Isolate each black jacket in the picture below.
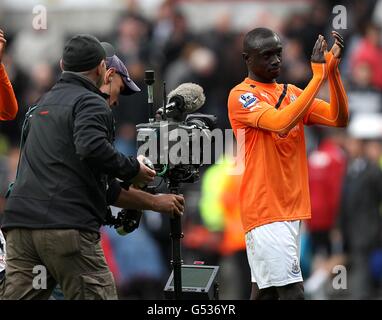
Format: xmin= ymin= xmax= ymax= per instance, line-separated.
xmin=2 ymin=72 xmax=140 ymax=231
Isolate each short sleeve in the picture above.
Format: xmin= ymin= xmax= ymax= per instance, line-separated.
xmin=228 ymin=89 xmax=274 ymax=128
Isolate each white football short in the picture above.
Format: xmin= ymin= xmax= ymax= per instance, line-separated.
xmin=245 ymin=220 xmax=303 ymax=289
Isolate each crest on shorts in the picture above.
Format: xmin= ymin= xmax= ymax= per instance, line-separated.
xmin=291 ymin=258 xmax=300 ymax=275
xmin=239 ymin=92 xmax=258 ymax=109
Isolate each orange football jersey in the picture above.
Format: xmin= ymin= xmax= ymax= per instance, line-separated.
xmin=228 ymin=78 xmax=324 ymax=232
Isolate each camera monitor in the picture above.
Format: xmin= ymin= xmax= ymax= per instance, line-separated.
xmin=164 ymin=265 xmax=219 ymax=300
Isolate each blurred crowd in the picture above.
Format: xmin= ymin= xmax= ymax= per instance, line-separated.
xmin=0 ymin=0 xmax=382 ymax=299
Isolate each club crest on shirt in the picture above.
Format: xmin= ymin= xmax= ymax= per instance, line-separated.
xmin=291 ymin=258 xmax=301 ymax=275
xmin=239 ymin=92 xmax=258 ymax=109
xmin=290 ymin=94 xmax=297 ymax=102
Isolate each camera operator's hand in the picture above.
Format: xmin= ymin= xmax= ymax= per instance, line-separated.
xmin=131 ymin=155 xmax=156 ymax=188
xmin=152 ymin=193 xmax=185 ymax=217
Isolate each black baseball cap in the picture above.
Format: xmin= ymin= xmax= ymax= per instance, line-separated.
xmin=62 ymin=34 xmax=107 ymax=72
xmin=101 ymin=42 xmax=141 ymax=96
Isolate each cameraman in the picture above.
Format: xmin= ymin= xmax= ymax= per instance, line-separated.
xmin=99 ymin=42 xmax=185 ymax=221
xmin=0 ymin=35 xmax=183 ymax=300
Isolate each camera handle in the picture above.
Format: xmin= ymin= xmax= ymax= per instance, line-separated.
xmin=169 ymin=180 xmax=183 ymax=300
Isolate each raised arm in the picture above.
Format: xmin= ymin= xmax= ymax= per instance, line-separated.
xmin=305 ymin=31 xmax=349 ymax=127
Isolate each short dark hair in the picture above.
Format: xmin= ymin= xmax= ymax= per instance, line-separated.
xmin=243 ymin=27 xmax=279 ymax=52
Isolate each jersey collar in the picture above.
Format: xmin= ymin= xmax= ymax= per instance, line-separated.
xmin=244 ymin=77 xmax=278 ymax=89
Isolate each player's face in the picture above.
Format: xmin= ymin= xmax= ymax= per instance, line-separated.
xmin=246 ymin=35 xmax=282 ymax=82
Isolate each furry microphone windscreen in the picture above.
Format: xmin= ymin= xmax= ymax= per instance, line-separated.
xmin=167 ymin=83 xmax=206 ymax=113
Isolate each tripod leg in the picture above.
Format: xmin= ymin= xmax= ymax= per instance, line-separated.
xmin=170 ymin=214 xmax=183 ymax=300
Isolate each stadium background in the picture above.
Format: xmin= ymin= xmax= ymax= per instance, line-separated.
xmin=0 ymin=0 xmax=381 ymax=299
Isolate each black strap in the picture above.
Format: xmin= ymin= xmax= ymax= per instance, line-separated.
xmin=275 ymin=84 xmax=288 ymax=109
